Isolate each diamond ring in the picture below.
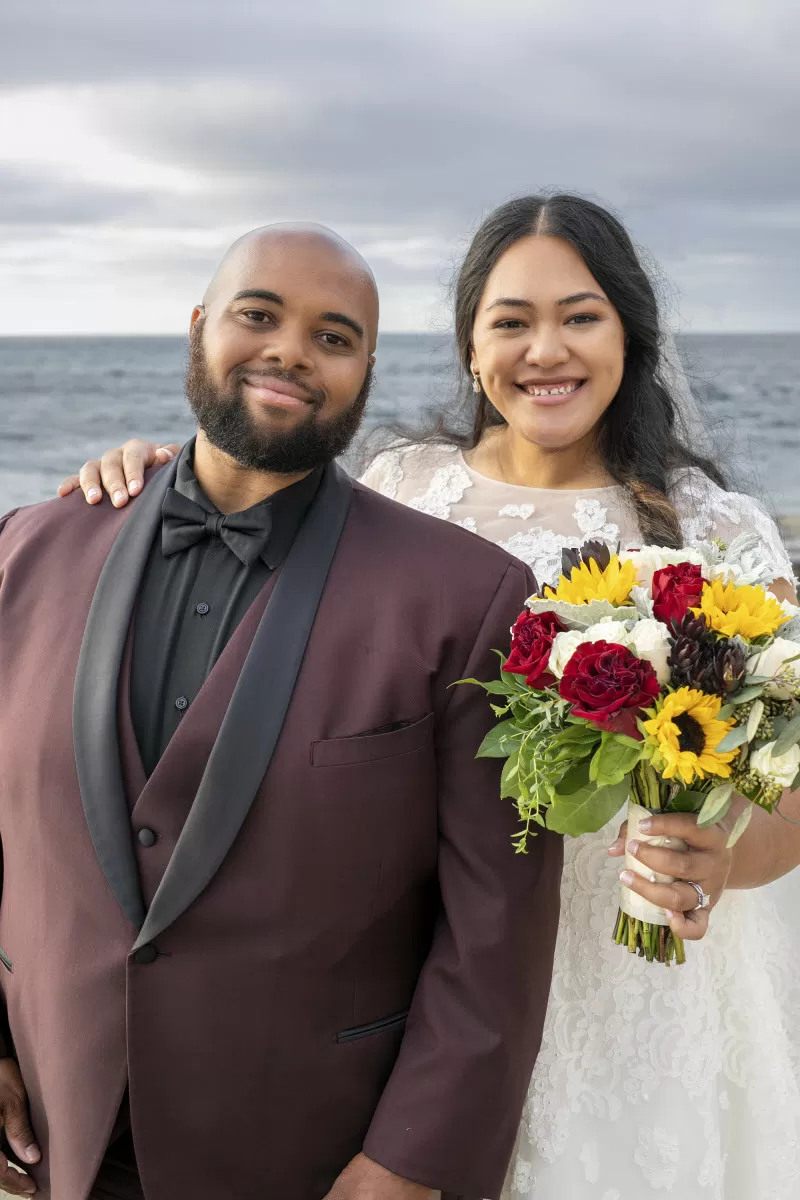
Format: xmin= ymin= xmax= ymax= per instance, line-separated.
xmin=688 ymin=881 xmax=711 ymax=911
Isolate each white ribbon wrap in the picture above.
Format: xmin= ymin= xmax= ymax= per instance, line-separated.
xmin=620 ymin=800 xmax=688 ymax=926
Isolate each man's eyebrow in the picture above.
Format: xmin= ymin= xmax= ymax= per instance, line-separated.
xmin=231 ymin=289 xmax=284 ymax=305
xmin=320 ymin=311 xmax=364 ymax=340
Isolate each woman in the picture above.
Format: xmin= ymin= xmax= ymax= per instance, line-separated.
xmin=62 ymin=194 xmax=800 ymax=1198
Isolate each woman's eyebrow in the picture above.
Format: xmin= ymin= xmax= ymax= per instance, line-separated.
xmin=486 ymin=291 xmax=608 ymax=312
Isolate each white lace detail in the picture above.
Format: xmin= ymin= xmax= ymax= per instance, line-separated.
xmin=359 ymin=441 xmax=800 ymax=1199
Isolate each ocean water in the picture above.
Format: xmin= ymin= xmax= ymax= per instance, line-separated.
xmin=0 ymin=333 xmax=798 ymax=560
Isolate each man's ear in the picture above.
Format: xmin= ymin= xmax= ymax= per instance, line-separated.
xmin=190 ymin=305 xmax=205 ymax=332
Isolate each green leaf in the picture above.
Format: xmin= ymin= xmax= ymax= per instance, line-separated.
xmin=716 ymin=704 xmax=734 ymax=720
xmin=726 ymin=803 xmax=754 ymax=848
xmin=746 ymin=699 xmax=765 ymax=742
xmin=500 ymin=754 xmax=522 ymax=800
xmin=545 ymin=779 xmax=628 ymax=837
xmin=476 ymin=720 xmax=523 ymax=758
xmin=557 ymin=761 xmax=592 ymax=794
xmin=716 ymin=724 xmax=751 ymax=753
xmin=670 ymin=789 xmax=706 ymax=813
xmin=589 ymin=731 xmax=644 ymax=787
xmin=696 ymin=782 xmax=735 ymax=829
xmin=772 ymin=714 xmax=800 ymax=758
xmin=730 ymin=685 xmax=766 ymax=706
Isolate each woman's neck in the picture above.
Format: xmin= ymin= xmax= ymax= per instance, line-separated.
xmin=466 ymin=425 xmax=615 ymax=490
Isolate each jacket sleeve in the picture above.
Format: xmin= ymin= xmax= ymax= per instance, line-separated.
xmin=364 ymin=560 xmax=563 ymax=1199
xmin=0 ymin=510 xmax=19 ymax=1059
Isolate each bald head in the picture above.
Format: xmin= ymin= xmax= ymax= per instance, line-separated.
xmin=202 ymin=223 xmax=379 ymax=350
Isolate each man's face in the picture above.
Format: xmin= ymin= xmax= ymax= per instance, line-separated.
xmin=187 ymin=236 xmax=377 ymax=473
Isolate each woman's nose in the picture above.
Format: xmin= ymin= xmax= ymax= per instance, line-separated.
xmin=524 ymin=326 xmax=570 ymax=369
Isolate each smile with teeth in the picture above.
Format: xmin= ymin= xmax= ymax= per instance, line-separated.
xmin=518 ymin=380 xmax=585 ymax=397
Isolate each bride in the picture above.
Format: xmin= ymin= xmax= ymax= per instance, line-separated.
xmin=62 ymin=193 xmax=800 ymax=1198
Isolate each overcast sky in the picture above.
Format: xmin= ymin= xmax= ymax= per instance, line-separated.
xmin=1 ymin=0 xmax=798 ymax=335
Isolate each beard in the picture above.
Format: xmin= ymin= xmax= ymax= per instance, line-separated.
xmin=186 ymin=323 xmax=373 ymax=474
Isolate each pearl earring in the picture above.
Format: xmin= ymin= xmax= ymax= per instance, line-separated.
xmin=472 ymin=374 xmax=481 ymax=394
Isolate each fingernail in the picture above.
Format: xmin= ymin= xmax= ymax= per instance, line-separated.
xmin=87 ymin=488 xmax=100 ymax=501
xmin=619 ymin=870 xmax=635 ymax=885
xmin=161 ymin=448 xmax=174 ymax=459
xmin=628 ymin=839 xmax=639 ymax=856
xmin=113 ymin=490 xmax=127 ymax=506
xmin=639 ymin=818 xmax=653 ymax=831
xmin=128 ymin=480 xmax=141 ymax=494
xmin=607 ymin=838 xmax=622 ymax=854
xmin=23 ymin=1144 xmax=40 ymax=1163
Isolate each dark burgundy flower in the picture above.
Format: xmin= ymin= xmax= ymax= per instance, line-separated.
xmin=668 ymin=612 xmax=747 ymax=696
xmin=558 ymin=640 xmax=661 ymax=738
xmin=505 ymin=609 xmax=566 ymax=688
xmin=651 ymin=562 xmax=706 ymax=627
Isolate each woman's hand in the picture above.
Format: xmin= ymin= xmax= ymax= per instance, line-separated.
xmin=57 ymin=440 xmax=180 ymax=507
xmin=608 ymin=811 xmax=735 ymax=942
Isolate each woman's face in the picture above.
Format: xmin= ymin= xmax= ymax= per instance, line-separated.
xmin=470 ymin=235 xmax=626 ymax=451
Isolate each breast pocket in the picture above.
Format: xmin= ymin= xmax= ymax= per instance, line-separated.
xmin=311 ymin=712 xmax=434 ymax=768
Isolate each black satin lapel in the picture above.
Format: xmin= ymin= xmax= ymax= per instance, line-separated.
xmin=73 ymin=456 xmax=180 ymax=930
xmin=133 ymin=463 xmax=353 ymax=950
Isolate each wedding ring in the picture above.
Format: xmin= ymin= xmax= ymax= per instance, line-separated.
xmin=688 ymin=881 xmax=711 ymax=910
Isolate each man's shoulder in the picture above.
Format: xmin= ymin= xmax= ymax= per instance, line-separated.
xmin=0 ymin=490 xmax=125 ymax=561
xmin=348 ymin=478 xmax=524 ymax=581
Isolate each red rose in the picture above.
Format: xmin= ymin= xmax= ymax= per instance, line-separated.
xmin=558 ymin=640 xmax=661 ymax=738
xmin=651 ymin=562 xmax=706 ymax=627
xmin=505 ymin=609 xmax=566 ymax=688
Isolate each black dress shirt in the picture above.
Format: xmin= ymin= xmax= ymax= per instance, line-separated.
xmin=129 ymin=441 xmax=323 ymax=777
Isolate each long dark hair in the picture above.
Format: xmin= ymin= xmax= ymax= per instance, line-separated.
xmin=402 ymin=193 xmax=727 ymax=548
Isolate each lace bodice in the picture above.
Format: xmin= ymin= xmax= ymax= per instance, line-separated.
xmin=361 ymin=440 xmax=800 ymax=1200
xmin=360 ymin=441 xmax=797 ymax=589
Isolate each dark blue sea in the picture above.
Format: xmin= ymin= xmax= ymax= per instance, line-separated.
xmin=1 ymin=333 xmax=798 ymax=561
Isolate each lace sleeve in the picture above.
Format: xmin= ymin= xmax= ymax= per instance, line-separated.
xmin=671 ymin=470 xmax=798 ymax=589
xmin=358 ymin=446 xmax=406 ymax=500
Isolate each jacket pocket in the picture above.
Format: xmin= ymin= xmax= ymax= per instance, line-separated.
xmin=0 ymin=947 xmax=12 ymax=973
xmin=312 ymin=712 xmax=434 ymax=768
xmin=335 ymin=1010 xmax=409 ymax=1044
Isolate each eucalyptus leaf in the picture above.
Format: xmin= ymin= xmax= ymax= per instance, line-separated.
xmin=476 ymin=720 xmax=523 ymax=758
xmin=726 ymin=803 xmax=754 ymax=848
xmin=697 ymin=782 xmax=735 ymax=829
xmin=546 ymin=779 xmax=628 ymax=837
xmin=731 ymin=685 xmax=767 ymax=706
xmin=772 ymin=714 xmax=800 ymax=758
xmin=716 ymin=724 xmax=751 ymax=753
xmin=526 ymin=597 xmax=637 ymax=631
xmin=716 ymin=704 xmax=734 ymax=720
xmin=746 ymin=699 xmax=765 ymax=742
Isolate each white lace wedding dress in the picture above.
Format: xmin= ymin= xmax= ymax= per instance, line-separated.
xmin=361 ymin=441 xmax=800 ymax=1200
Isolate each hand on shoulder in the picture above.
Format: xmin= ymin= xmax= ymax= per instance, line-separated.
xmin=57 ymin=440 xmax=180 ymax=507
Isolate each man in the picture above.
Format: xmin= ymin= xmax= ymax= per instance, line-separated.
xmin=0 ymin=225 xmax=562 ymax=1200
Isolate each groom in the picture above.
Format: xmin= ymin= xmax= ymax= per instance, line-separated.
xmin=0 ymin=225 xmax=562 ymax=1200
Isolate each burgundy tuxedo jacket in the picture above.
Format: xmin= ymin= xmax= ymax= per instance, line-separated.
xmin=0 ymin=458 xmax=562 ymax=1200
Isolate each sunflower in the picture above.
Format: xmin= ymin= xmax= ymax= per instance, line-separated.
xmin=544 ymin=553 xmax=637 ymax=607
xmin=692 ymin=578 xmax=789 ymax=642
xmin=642 ymin=687 xmax=739 ymax=785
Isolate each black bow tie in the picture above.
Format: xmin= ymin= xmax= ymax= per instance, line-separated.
xmin=161 ymin=488 xmax=272 ymax=567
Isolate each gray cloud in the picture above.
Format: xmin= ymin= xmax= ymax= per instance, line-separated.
xmin=0 ymin=0 xmax=799 ymax=331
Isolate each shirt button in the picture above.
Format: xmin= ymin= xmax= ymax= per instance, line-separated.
xmin=175 ymin=696 xmax=189 ymax=711
xmin=137 ymin=828 xmax=157 ymax=847
xmin=196 ymin=602 xmax=210 ymax=615
xmin=133 ymin=945 xmax=159 ymax=966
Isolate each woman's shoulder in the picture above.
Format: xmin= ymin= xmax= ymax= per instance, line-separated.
xmin=669 ymin=467 xmax=796 ymax=585
xmin=358 ymin=439 xmax=464 ymax=500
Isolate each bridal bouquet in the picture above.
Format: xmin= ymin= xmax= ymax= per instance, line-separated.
xmin=464 ymin=538 xmax=800 ymax=965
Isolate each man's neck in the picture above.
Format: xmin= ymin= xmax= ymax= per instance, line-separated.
xmin=192 ymin=431 xmax=313 ymax=514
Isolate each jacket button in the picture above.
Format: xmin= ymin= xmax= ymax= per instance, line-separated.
xmin=174 ymin=696 xmax=189 ymax=711
xmin=133 ymin=945 xmax=159 ymax=966
xmin=196 ymin=602 xmax=210 ymax=615
xmin=137 ymin=828 xmax=157 ymax=847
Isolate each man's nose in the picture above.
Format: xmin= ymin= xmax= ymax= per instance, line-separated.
xmin=258 ymin=326 xmax=313 ymax=372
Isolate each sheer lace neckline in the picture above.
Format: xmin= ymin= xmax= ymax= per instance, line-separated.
xmin=456 ymin=449 xmax=622 ymax=495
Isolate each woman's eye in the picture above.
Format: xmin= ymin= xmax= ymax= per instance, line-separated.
xmin=493 ymin=319 xmax=525 ymax=330
xmin=566 ymin=313 xmax=599 ymax=325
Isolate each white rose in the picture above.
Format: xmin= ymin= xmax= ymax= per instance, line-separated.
xmin=548 ymin=630 xmax=583 ymax=678
xmin=748 ymin=741 xmax=800 ymax=790
xmin=626 ymin=546 xmax=707 ymax=591
xmin=746 ymin=637 xmax=800 ymax=698
xmin=626 ymin=618 xmax=672 ymax=686
xmin=581 ymin=620 xmax=632 ymax=645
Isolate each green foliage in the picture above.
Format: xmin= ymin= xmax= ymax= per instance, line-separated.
xmin=546 ymin=779 xmax=629 ymax=836
xmin=696 ymin=781 xmax=734 ymax=829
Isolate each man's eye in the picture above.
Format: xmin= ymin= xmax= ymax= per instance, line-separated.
xmin=318 ymin=332 xmax=349 ymax=347
xmin=242 ymin=310 xmax=272 ymax=323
